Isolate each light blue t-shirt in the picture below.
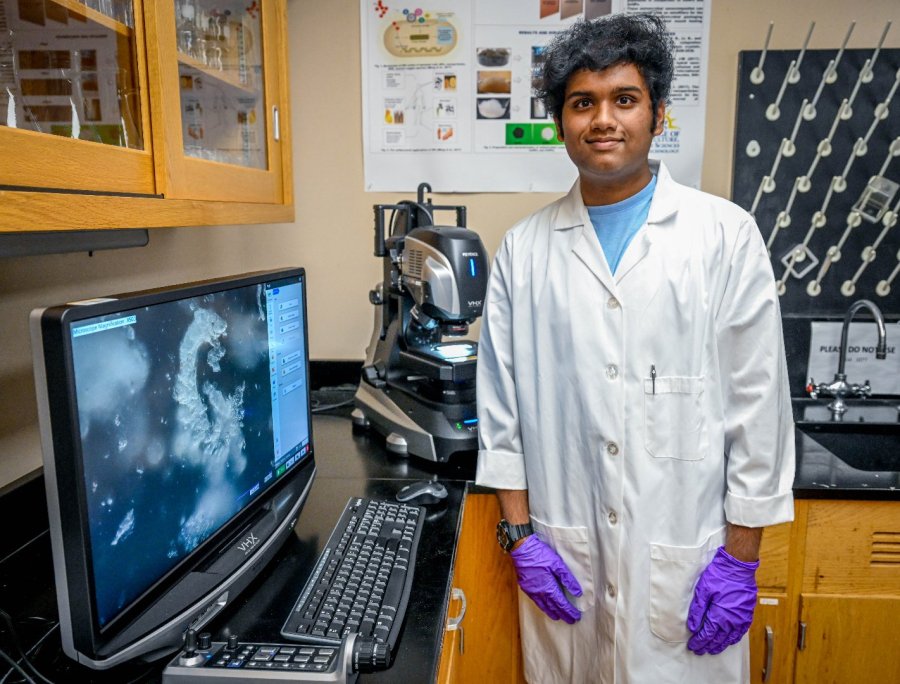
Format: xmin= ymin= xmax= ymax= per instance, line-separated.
xmin=587 ymin=175 xmax=657 ymax=274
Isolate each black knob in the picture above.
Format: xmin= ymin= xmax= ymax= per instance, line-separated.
xmin=227 ymin=634 xmax=240 ymax=651
xmin=197 ymin=632 xmax=212 ymax=650
xmin=353 ymin=637 xmax=390 ymax=673
xmin=183 ymin=629 xmax=198 ymax=656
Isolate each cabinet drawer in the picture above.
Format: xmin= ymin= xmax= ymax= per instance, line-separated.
xmin=802 ymin=500 xmax=900 ymax=594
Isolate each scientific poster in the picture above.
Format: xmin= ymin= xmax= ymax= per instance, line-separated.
xmin=361 ymin=0 xmax=710 ymax=192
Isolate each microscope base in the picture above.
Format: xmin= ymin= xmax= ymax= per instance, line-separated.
xmin=352 ymin=380 xmax=477 ymax=463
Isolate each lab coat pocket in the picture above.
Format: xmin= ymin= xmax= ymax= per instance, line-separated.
xmin=643 ymin=375 xmax=706 ymax=460
xmin=530 ymin=515 xmax=595 ymax=610
xmin=648 ymin=528 xmax=725 ymax=643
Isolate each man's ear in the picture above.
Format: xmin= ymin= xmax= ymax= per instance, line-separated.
xmin=554 ymin=117 xmax=564 ymax=142
xmin=653 ymin=102 xmax=666 ymax=136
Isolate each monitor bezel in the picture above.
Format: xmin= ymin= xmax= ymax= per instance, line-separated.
xmin=31 ymin=267 xmax=316 ymax=668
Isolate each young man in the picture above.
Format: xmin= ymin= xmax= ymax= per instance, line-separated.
xmin=476 ymin=14 xmax=795 ymax=684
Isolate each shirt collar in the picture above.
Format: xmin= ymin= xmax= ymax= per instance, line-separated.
xmin=553 ymin=159 xmax=681 ymax=231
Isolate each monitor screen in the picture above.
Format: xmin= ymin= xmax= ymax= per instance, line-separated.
xmin=31 ymin=268 xmax=316 ymax=669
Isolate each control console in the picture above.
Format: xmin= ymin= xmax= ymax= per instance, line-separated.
xmin=161 ymin=631 xmax=360 ymax=683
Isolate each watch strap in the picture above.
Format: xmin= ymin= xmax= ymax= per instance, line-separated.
xmin=498 ymin=518 xmax=534 ymax=552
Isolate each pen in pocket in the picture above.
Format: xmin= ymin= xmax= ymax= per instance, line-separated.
xmin=650 ymin=364 xmax=656 ymax=394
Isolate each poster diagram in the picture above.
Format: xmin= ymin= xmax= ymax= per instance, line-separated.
xmin=361 ymin=0 xmax=710 ymax=192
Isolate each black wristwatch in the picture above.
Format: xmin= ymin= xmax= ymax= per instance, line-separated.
xmin=497 ymin=519 xmax=533 ymax=552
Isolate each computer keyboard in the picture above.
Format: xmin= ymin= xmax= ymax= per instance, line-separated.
xmin=281 ymin=496 xmax=424 ymax=655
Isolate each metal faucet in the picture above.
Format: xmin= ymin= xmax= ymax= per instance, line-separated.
xmin=807 ymin=299 xmax=887 ymax=420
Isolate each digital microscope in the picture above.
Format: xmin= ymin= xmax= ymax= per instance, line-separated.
xmin=352 ymin=183 xmax=489 ymax=462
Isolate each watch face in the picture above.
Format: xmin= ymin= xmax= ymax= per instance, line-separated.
xmin=496 ymin=521 xmax=512 ymax=551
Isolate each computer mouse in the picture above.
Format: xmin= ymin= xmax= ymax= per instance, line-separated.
xmin=396 ymin=480 xmax=448 ymax=505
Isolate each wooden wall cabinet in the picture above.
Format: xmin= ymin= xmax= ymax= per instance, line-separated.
xmin=0 ymin=0 xmax=154 ymax=196
xmin=0 ymin=0 xmax=292 ymax=232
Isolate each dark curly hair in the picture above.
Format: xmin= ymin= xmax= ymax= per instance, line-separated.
xmin=535 ymin=13 xmax=674 ymax=128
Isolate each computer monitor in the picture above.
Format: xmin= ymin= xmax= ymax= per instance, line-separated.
xmin=30 ymin=268 xmax=316 ymax=670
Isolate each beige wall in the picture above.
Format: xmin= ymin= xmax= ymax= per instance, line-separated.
xmin=1 ymin=0 xmax=897 ymax=490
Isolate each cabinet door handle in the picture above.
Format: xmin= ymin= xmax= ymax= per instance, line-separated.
xmin=447 ymin=587 xmax=467 ymax=630
xmin=273 ymin=106 xmax=280 ymax=142
xmin=762 ymin=625 xmax=774 ymax=682
xmin=447 ymin=587 xmax=467 ymax=655
xmin=798 ymin=621 xmax=807 ymax=651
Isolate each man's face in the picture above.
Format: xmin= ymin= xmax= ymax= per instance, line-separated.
xmin=556 ymin=64 xmax=665 ymax=202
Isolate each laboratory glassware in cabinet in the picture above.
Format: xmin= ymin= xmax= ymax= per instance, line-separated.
xmin=145 ymin=0 xmax=287 ymax=203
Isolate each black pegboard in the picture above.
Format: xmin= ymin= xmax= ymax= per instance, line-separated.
xmin=732 ymin=48 xmax=900 ymax=317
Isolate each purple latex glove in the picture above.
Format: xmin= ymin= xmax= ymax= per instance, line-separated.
xmin=687 ymin=546 xmax=760 ymax=655
xmin=510 ymin=535 xmax=583 ymax=624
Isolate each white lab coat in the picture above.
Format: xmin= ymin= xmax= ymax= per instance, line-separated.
xmin=475 ymin=161 xmax=796 ymax=684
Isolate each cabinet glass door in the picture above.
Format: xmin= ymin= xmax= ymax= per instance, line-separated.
xmin=147 ymin=0 xmax=284 ymax=202
xmin=174 ymin=0 xmax=267 ymax=168
xmin=0 ymin=0 xmax=153 ymax=193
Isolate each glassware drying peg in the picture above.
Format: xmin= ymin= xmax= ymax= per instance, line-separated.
xmin=750 ymin=22 xmax=773 ymax=85
xmin=840 ymin=101 xmax=853 ymax=120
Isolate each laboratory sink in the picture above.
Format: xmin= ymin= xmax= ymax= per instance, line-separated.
xmin=792 ymin=397 xmax=900 ymax=472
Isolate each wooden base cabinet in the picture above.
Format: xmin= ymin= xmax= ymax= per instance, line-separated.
xmin=792 ymin=500 xmax=900 ymax=683
xmin=439 ymin=496 xmax=900 ymax=683
xmin=438 ymin=493 xmax=524 ymax=684
xmin=794 ymin=595 xmax=900 ymax=684
xmin=749 ymin=593 xmax=791 ymax=684
xmin=749 ymin=500 xmax=900 ymax=684
xmin=749 ymin=522 xmax=795 ymax=684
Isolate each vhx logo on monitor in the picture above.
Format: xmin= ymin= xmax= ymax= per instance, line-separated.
xmin=237 ymin=533 xmax=260 ymax=555
xmin=468 ymin=300 xmax=482 ymax=307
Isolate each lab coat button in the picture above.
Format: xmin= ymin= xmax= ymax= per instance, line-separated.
xmin=607 ymin=584 xmax=616 ymax=598
xmin=607 ymin=297 xmax=620 ymax=309
xmin=608 ymin=511 xmax=617 ymax=525
xmin=606 ymin=442 xmax=619 ymax=456
xmin=605 ymin=364 xmax=618 ymax=380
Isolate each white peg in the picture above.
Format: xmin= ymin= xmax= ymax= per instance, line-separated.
xmin=842 ymin=59 xmax=873 ymax=120
xmin=862 ymin=22 xmax=892 ymax=84
xmin=767 ymin=59 xmax=797 ymax=121
xmin=751 ymin=22 xmax=774 ymax=84
xmin=804 ymin=62 xmax=834 ymax=120
xmin=789 ymin=22 xmax=816 ymax=84
xmin=826 ymin=22 xmax=856 ymax=84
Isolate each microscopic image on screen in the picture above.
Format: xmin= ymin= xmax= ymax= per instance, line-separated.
xmin=70 ymin=284 xmax=282 ymax=627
